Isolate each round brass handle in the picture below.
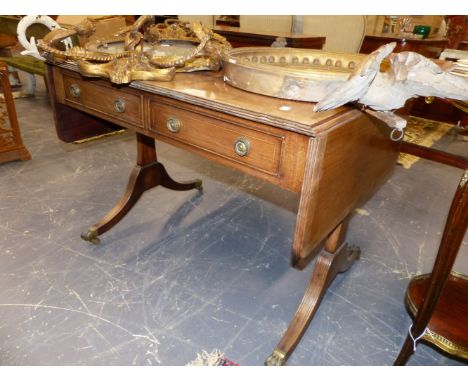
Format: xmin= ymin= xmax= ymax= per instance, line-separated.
xmin=69 ymin=83 xmax=81 ymax=98
xmin=424 ymin=96 xmax=435 ymax=104
xmin=234 ymin=137 xmax=250 ymax=157
xmin=113 ymin=99 xmax=126 ymax=113
xmin=166 ymin=116 xmax=181 ymax=133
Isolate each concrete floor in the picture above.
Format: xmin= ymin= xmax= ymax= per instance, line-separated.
xmin=0 ymin=78 xmax=466 ymax=366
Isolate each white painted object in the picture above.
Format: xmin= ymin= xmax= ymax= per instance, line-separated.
xmin=17 ymin=15 xmax=70 ymax=60
xmin=360 ymin=51 xmax=468 ymax=111
xmin=315 ymin=43 xmax=468 ymax=113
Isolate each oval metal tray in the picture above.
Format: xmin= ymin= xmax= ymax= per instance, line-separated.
xmin=222 ymin=47 xmax=367 ymax=102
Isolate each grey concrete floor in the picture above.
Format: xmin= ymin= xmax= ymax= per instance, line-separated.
xmin=0 ymin=77 xmax=466 ymax=366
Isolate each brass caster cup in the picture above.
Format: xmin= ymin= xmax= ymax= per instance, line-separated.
xmin=264 ymin=350 xmax=286 ymax=366
xmin=194 ymin=179 xmax=203 ymax=191
xmin=81 ymin=227 xmax=101 ymax=245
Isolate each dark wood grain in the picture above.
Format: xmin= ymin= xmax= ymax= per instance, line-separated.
xmin=292 ymin=111 xmax=400 ymax=266
xmin=406 ymin=274 xmax=468 ymax=353
xmin=401 ymin=141 xmax=468 ymax=170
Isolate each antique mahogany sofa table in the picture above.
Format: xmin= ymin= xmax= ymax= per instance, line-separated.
xmin=46 ymin=62 xmax=399 ymax=365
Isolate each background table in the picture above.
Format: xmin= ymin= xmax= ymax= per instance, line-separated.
xmin=214 ymin=25 xmax=326 ymax=49
xmin=359 ymin=34 xmax=448 ymax=58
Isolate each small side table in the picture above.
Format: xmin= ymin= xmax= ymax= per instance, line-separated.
xmin=395 ymin=143 xmax=467 ymax=365
xmin=0 ymin=61 xmax=31 ymax=164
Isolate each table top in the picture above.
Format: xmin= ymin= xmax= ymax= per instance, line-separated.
xmin=56 ymin=61 xmax=353 ymax=137
xmin=57 ymin=62 xmax=349 ymax=137
xmin=136 ymin=71 xmax=349 ymax=136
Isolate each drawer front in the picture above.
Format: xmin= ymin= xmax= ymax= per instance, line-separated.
xmin=62 ymin=74 xmax=143 ymax=127
xmin=149 ymin=98 xmax=284 ymax=176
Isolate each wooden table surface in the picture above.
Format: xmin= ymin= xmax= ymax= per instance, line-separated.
xmin=134 ymin=71 xmax=344 ymax=135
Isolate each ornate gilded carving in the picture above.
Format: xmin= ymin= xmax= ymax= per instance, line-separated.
xmin=30 ymin=16 xmax=232 ymax=84
xmin=0 ymin=101 xmax=15 ymax=149
xmin=77 ymin=55 xmax=177 ymax=84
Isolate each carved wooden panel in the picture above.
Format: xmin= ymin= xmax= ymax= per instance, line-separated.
xmin=0 ymin=61 xmax=31 ymax=164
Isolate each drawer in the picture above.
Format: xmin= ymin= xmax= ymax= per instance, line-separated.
xmin=62 ymin=74 xmax=143 ymax=127
xmin=149 ymin=97 xmax=285 ymax=176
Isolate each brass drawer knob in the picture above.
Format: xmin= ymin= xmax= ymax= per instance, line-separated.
xmin=69 ymin=83 xmax=81 ymax=98
xmin=234 ymin=137 xmax=250 ymax=157
xmin=113 ymin=98 xmax=126 ymax=113
xmin=425 ymin=96 xmax=435 ymax=104
xmin=166 ymin=116 xmax=181 ymax=133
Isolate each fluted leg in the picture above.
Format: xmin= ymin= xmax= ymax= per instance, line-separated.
xmin=265 ymin=219 xmax=360 ymax=365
